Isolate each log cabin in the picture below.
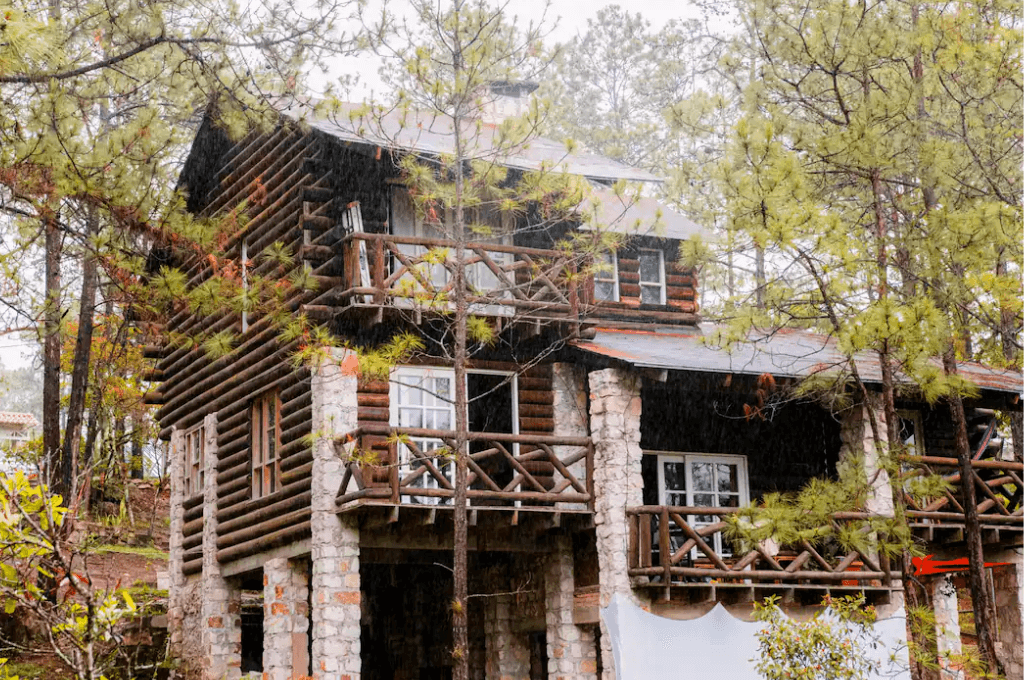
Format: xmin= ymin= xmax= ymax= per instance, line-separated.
xmin=152 ymin=87 xmax=1024 ymax=680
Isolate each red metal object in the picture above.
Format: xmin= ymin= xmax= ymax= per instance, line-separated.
xmin=913 ymin=554 xmax=1012 ymax=577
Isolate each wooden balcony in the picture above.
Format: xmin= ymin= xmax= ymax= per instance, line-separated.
xmin=305 ymin=232 xmax=698 ymax=327
xmin=334 ymin=423 xmax=594 ymax=523
xmin=626 ymin=506 xmax=900 ymax=605
xmin=901 ymin=455 xmax=1024 ymax=546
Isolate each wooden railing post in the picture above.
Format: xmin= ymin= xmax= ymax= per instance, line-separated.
xmin=372 ymin=236 xmax=386 ymax=304
xmin=660 ymin=507 xmax=672 ymax=585
xmin=628 ymin=512 xmax=639 ymax=570
xmin=389 ymin=438 xmax=399 ymax=504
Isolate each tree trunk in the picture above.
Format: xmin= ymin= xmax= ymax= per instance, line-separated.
xmin=450 ymin=8 xmax=469 ymax=677
xmin=943 ymin=349 xmax=1002 ymax=675
xmin=63 ymin=232 xmax=99 ymax=503
xmin=43 ymin=215 xmax=66 ymax=498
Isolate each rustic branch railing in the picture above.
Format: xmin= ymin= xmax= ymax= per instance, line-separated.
xmin=334 ymin=423 xmax=594 ymax=510
xmin=900 ymin=455 xmax=1024 ymax=531
xmin=336 ymin=232 xmax=583 ymax=320
xmin=626 ymin=506 xmax=897 ymax=589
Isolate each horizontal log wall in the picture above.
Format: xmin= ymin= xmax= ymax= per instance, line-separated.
xmin=161 ymin=126 xmax=402 ymax=575
xmin=610 ymin=242 xmax=698 ymax=314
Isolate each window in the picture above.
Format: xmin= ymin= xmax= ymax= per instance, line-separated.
xmin=655 ymin=452 xmax=749 ymax=556
xmin=251 ymin=392 xmax=280 ymax=499
xmin=638 ymin=249 xmax=665 ymax=305
xmin=897 ymin=410 xmax=924 ymax=456
xmin=390 ymin=368 xmax=455 ymax=504
xmin=184 ymin=425 xmax=205 ymax=497
xmin=389 ymin=187 xmax=513 ymax=298
xmin=594 ymin=251 xmax=619 ymax=302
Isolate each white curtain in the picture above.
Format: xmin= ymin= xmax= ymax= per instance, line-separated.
xmin=601 ymin=594 xmax=910 ymax=680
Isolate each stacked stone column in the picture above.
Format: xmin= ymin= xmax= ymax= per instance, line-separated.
xmin=311 ymin=349 xmax=361 ymax=680
xmin=200 ymin=413 xmax=243 ymax=680
xmin=587 ymin=368 xmax=645 ymax=680
xmin=838 ymin=395 xmax=894 ymax=516
xmin=990 ymin=548 xmax=1024 ymax=679
xmin=264 ymin=558 xmax=311 ymax=680
xmin=167 ymin=428 xmax=187 ymax=658
xmin=484 ymin=595 xmax=531 ymax=680
xmin=544 ymin=544 xmax=598 ymax=680
xmin=930 ymin=574 xmax=964 ymax=680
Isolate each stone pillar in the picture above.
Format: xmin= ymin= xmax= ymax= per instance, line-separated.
xmin=484 ymin=595 xmax=531 ymax=680
xmin=311 ymin=349 xmax=361 ymax=680
xmin=588 ymin=368 xmax=645 ymax=680
xmin=201 ymin=413 xmax=242 ymax=680
xmin=265 ymin=558 xmax=311 ymax=680
xmin=544 ymin=544 xmax=598 ymax=680
xmin=167 ymin=428 xmax=186 ymax=658
xmin=991 ymin=548 xmax=1024 ymax=680
xmin=930 ymin=574 xmax=964 ymax=680
xmin=553 ymin=363 xmax=590 ymax=511
xmin=838 ymin=396 xmax=894 ymax=516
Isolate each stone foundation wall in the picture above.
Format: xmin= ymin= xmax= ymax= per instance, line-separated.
xmin=545 ymin=546 xmax=598 ymax=680
xmin=310 ymin=350 xmax=361 ymax=680
xmin=588 ymin=367 xmax=647 ymax=680
xmin=484 ymin=595 xmax=531 ymax=680
xmin=930 ymin=575 xmax=963 ymax=680
xmin=991 ymin=548 xmax=1024 ymax=680
xmin=177 ymin=576 xmax=204 ymax=679
xmin=264 ymin=558 xmax=311 ymax=680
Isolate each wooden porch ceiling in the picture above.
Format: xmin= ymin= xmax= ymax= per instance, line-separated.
xmin=636 ymin=581 xmax=900 ymax=608
xmin=338 ymin=500 xmax=594 ymax=537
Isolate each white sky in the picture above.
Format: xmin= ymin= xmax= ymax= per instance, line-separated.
xmin=0 ymin=0 xmax=711 ymax=374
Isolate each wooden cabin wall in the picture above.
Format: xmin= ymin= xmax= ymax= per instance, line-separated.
xmin=639 ymin=382 xmax=842 ymax=503
xmin=161 ymin=127 xmax=401 ymax=574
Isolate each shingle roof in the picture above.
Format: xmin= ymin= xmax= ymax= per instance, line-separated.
xmin=573 ymin=326 xmax=1023 ymax=395
xmin=278 ymin=100 xmax=661 ymax=183
xmin=0 ymin=412 xmax=40 ymax=428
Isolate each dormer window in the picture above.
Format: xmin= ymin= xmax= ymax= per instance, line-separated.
xmin=639 ymin=249 xmax=665 ymax=305
xmin=594 ymin=251 xmax=619 ymax=302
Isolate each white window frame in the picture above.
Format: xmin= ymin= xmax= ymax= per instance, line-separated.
xmin=390 ymin=366 xmax=519 ymax=505
xmin=184 ymin=425 xmax=205 ymax=498
xmin=896 ymin=409 xmax=925 ymax=456
xmin=593 ymin=250 xmax=619 ymax=302
xmin=638 ymin=248 xmax=666 ymax=305
xmin=251 ymin=391 xmax=280 ymax=499
xmin=652 ymin=451 xmax=749 ymax=557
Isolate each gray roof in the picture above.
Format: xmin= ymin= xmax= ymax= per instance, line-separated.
xmin=573 ymin=325 xmax=1023 ymax=394
xmin=279 ymin=101 xmax=660 ymax=183
xmin=577 ymin=190 xmax=705 ymax=241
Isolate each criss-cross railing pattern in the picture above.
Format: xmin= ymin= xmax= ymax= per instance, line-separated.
xmin=900 ymin=455 xmax=1024 ymax=533
xmin=334 ymin=423 xmax=593 ymax=509
xmin=338 ymin=232 xmax=581 ymax=318
xmin=627 ymin=506 xmax=896 ymax=589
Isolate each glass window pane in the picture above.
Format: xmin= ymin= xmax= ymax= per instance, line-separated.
xmin=666 ymin=491 xmax=686 ymax=506
xmin=717 ymin=464 xmax=738 ymax=493
xmin=595 ymin=281 xmax=615 ymax=302
xmin=663 ymin=462 xmax=687 ymax=492
xmin=434 ymin=377 xmax=450 ymax=401
xmin=435 ymin=409 xmax=451 ymax=431
xmin=640 ymin=285 xmax=661 ymax=305
xmin=693 ymin=493 xmax=715 ymax=508
xmin=639 ymin=251 xmax=662 ymax=283
xmin=691 ymin=462 xmax=714 ymax=491
xmin=721 ymin=495 xmax=740 ymax=508
xmin=399 ymin=408 xmax=422 ymax=428
xmin=405 ymin=382 xmax=422 ymax=406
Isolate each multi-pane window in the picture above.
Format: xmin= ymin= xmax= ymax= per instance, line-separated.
xmin=251 ymin=392 xmax=280 ymax=499
xmin=639 ymin=249 xmax=665 ymax=305
xmin=184 ymin=425 xmax=205 ymax=497
xmin=390 ymin=368 xmax=455 ymax=504
xmin=656 ymin=452 xmax=749 ymax=557
xmin=594 ymin=251 xmax=619 ymax=302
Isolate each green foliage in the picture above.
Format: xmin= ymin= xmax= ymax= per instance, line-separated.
xmin=754 ymin=594 xmax=884 ymax=680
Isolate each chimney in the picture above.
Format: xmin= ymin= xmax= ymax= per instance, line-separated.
xmin=479 ymin=80 xmax=539 ymax=124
